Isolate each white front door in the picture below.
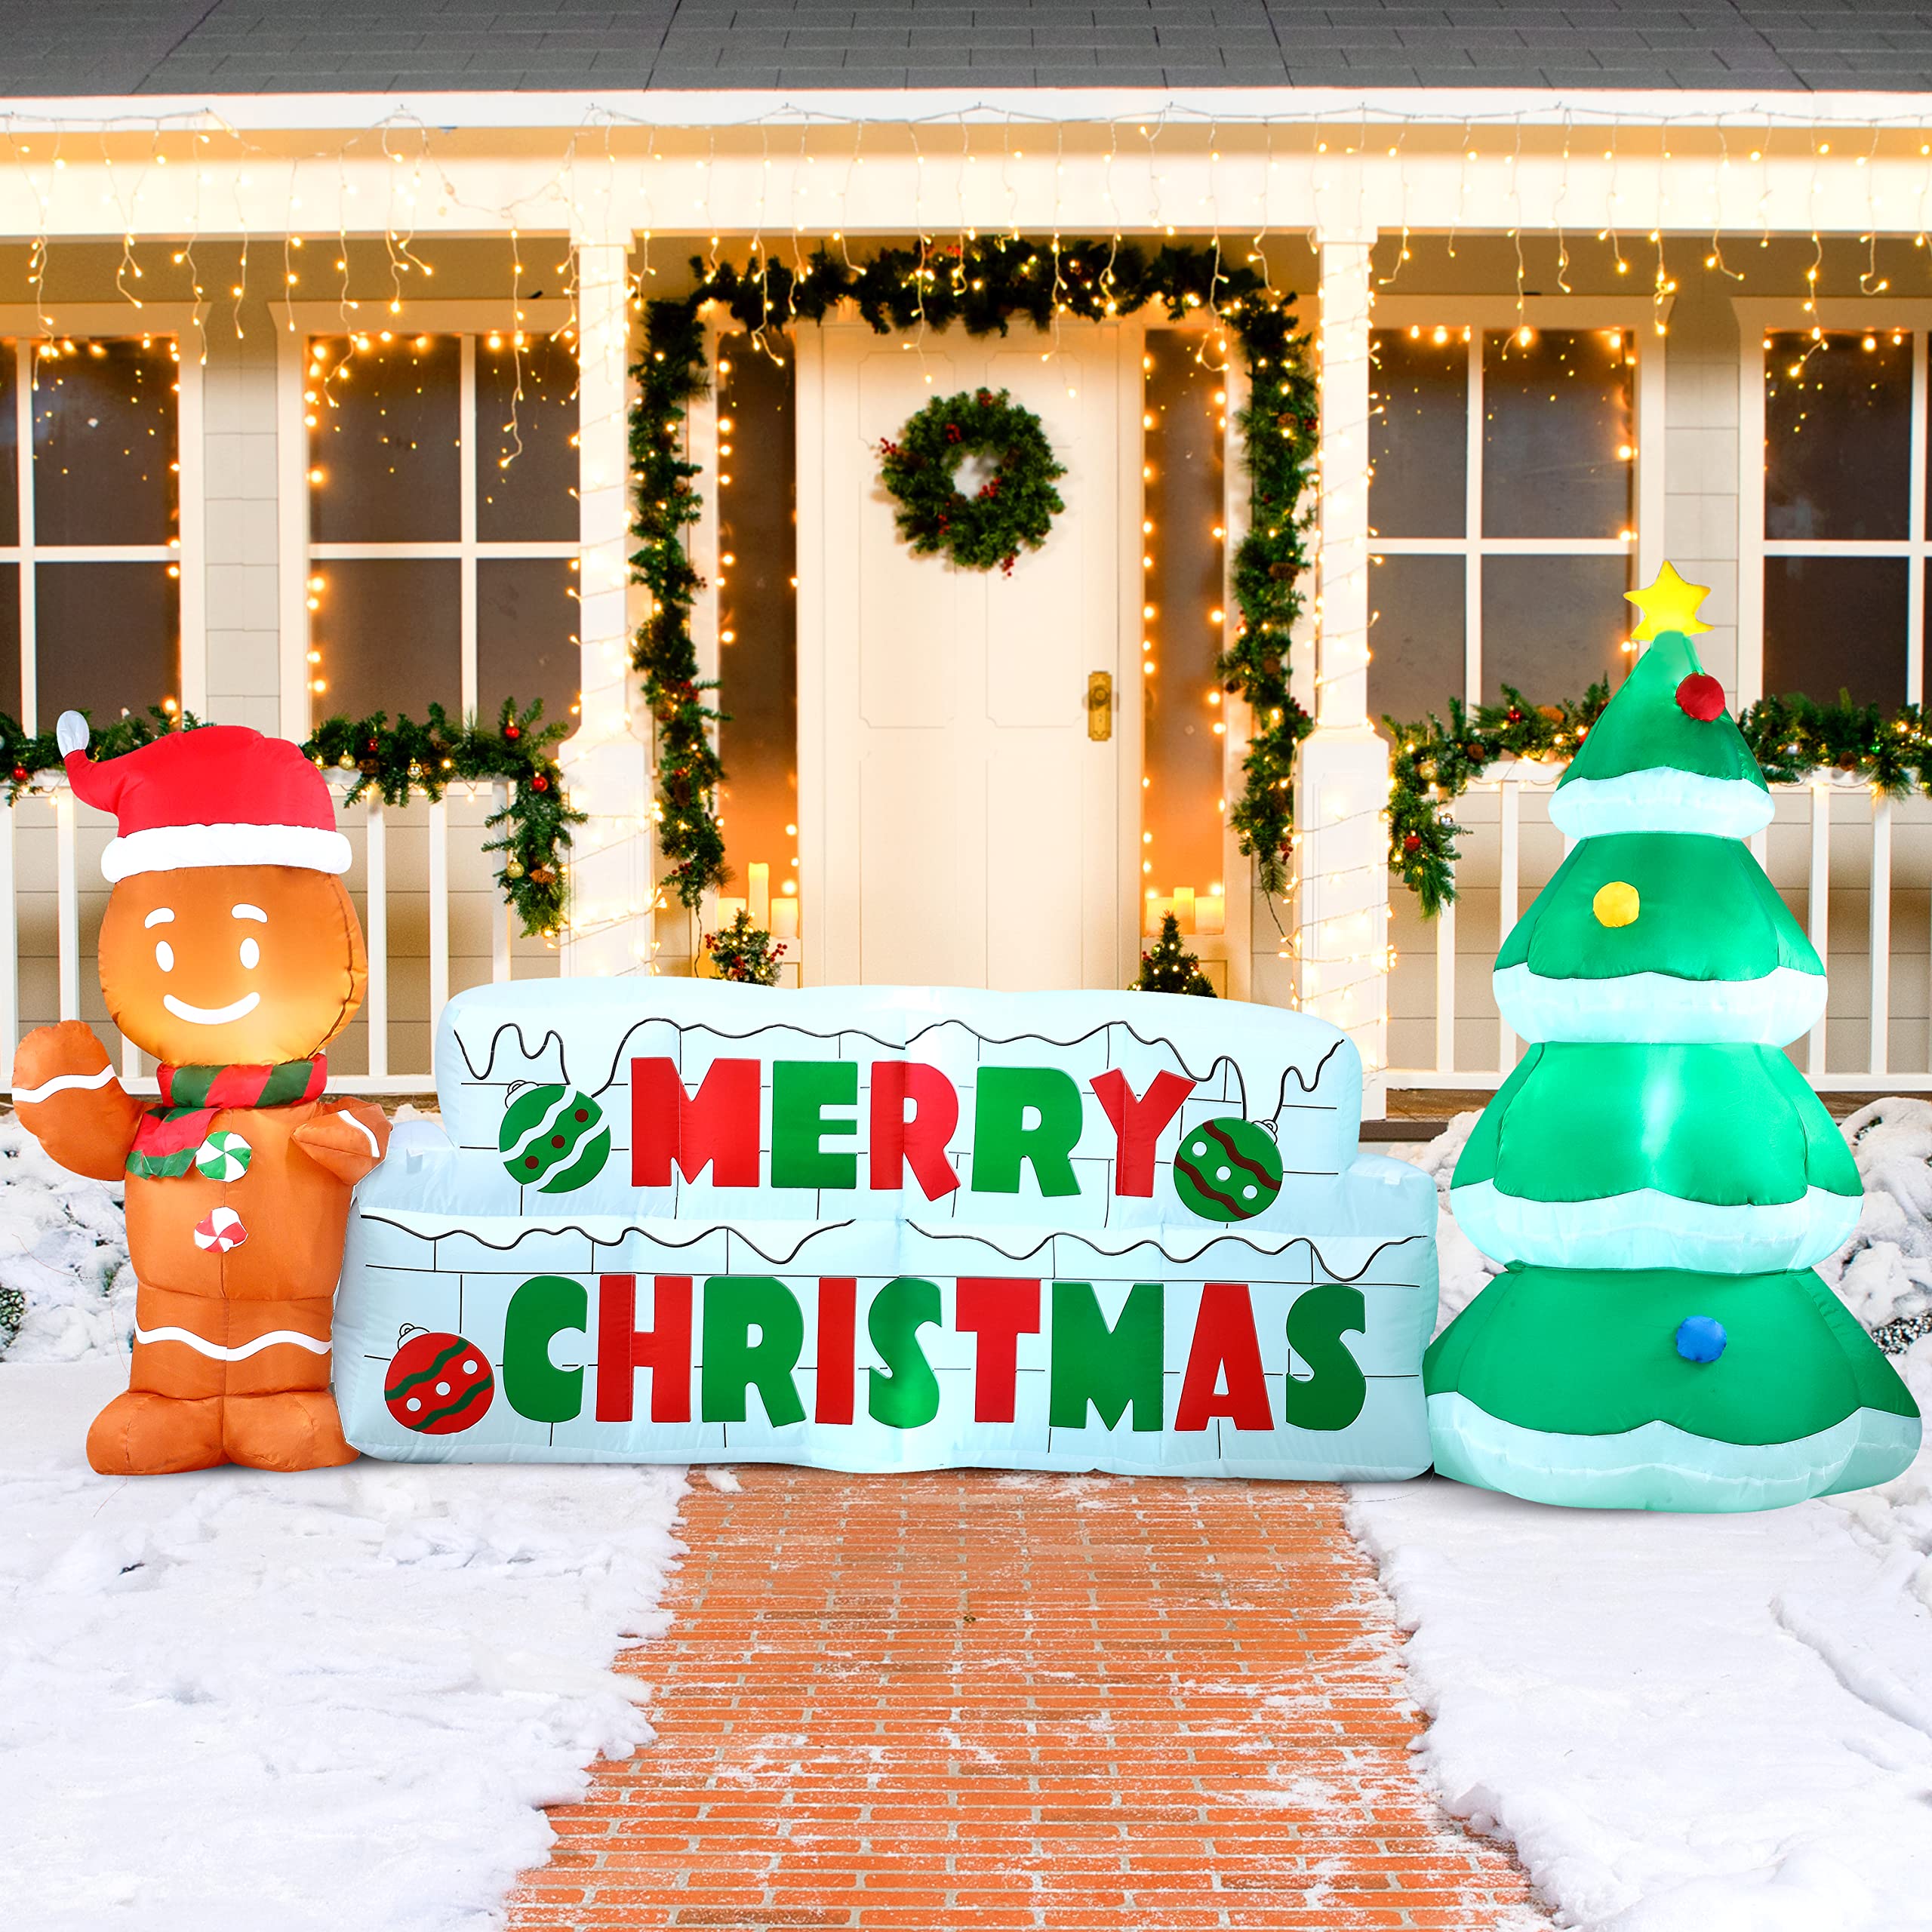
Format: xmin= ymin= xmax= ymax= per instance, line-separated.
xmin=798 ymin=322 xmax=1137 ymax=990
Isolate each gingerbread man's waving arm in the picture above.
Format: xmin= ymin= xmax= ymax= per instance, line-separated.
xmin=13 ymin=1021 xmax=146 ymax=1182
xmin=292 ymin=1100 xmax=391 ymax=1186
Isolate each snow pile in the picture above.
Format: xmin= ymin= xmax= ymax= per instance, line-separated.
xmin=1386 ymin=1110 xmax=1498 ymax=1332
xmin=0 ymin=1111 xmax=133 ymax=1360
xmin=1358 ymin=1112 xmax=1932 ymax=1931
xmin=0 ymin=1361 xmax=685 ymax=1932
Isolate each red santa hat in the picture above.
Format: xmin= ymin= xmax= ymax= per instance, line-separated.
xmin=58 ymin=712 xmax=352 ymax=883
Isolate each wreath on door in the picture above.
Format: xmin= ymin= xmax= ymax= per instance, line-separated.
xmin=877 ymin=387 xmax=1066 ymax=574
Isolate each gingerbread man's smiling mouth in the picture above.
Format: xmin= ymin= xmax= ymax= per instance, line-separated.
xmin=162 ymin=992 xmax=262 ymax=1026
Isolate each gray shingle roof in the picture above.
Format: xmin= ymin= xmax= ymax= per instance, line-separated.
xmin=4 ymin=2 xmax=1932 ymax=97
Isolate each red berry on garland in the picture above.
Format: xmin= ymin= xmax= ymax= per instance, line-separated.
xmin=1403 ymin=832 xmax=1422 ymax=854
xmin=1675 ymin=672 xmax=1726 ymax=722
xmin=945 ymin=421 xmax=961 ymax=444
xmin=1506 ymin=706 xmax=1522 ymax=723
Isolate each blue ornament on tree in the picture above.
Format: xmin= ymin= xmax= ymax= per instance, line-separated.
xmin=1675 ymin=1315 xmax=1727 ymax=1364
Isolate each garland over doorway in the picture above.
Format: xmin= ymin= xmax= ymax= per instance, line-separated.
xmin=629 ymin=238 xmax=1318 ymax=911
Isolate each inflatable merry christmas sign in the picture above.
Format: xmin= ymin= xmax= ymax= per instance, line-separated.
xmin=333 ymin=982 xmax=1440 ymax=1477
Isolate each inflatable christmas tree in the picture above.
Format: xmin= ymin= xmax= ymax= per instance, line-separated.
xmin=1426 ymin=565 xmax=1921 ymax=1512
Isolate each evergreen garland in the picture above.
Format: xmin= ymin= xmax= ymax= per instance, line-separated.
xmin=629 ymin=238 xmax=1318 ymax=910
xmin=1388 ymin=684 xmax=1932 ymax=916
xmin=2 ymin=699 xmax=581 ymax=939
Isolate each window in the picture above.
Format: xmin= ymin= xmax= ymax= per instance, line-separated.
xmin=1755 ymin=326 xmax=1919 ymax=706
xmin=0 ymin=334 xmax=183 ymax=730
xmin=1367 ymin=307 xmax=1653 ymax=728
xmin=293 ymin=321 xmax=580 ymax=730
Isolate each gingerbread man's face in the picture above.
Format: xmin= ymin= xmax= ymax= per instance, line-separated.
xmin=98 ymin=866 xmax=367 ymax=1066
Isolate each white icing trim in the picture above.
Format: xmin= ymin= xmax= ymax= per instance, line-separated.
xmin=102 ymin=823 xmax=352 ymax=881
xmin=1549 ymin=768 xmax=1773 ymax=839
xmin=134 ymin=1324 xmax=331 ymax=1361
xmin=12 ymin=1063 xmax=119 ymax=1105
xmin=1428 ymin=1392 xmax=1921 ymax=1512
xmin=340 ymin=1109 xmax=381 ymax=1156
xmin=1450 ymin=1178 xmax=1862 ymax=1273
xmin=1493 ymin=962 xmax=1828 ymax=1046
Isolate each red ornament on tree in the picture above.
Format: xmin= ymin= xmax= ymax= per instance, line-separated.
xmin=1675 ymin=672 xmax=1726 ymax=722
xmin=530 ymin=774 xmax=549 ymax=792
xmin=10 ymin=765 xmax=27 ymax=785
xmin=503 ymin=722 xmax=521 ymax=741
xmin=1402 ymin=832 xmax=1423 ymax=854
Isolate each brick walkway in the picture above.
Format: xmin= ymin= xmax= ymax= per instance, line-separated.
xmin=508 ymin=1469 xmax=1543 ymax=1931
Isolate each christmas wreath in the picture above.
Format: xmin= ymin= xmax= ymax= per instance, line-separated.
xmin=876 ymin=386 xmax=1066 ymax=574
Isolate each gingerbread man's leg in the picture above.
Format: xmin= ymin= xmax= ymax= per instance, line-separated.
xmin=87 ymin=1281 xmax=227 ymax=1476
xmin=220 ymin=1291 xmax=355 ymax=1472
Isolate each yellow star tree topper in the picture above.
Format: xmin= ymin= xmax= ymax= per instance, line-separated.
xmin=1623 ymin=561 xmax=1713 ymax=643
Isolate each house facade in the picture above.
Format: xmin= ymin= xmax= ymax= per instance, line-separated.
xmin=5 ymin=16 xmax=1932 ymax=1108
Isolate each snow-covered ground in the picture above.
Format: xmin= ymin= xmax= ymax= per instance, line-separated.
xmin=0 ymin=1361 xmax=685 ymax=1931
xmin=1363 ymin=1106 xmax=1932 ymax=1931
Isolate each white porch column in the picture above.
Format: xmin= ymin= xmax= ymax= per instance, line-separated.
xmin=559 ymin=227 xmax=656 ymax=978
xmin=1294 ymin=232 xmax=1390 ymax=1116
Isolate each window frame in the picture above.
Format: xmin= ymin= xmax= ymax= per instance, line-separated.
xmin=0 ymin=304 xmax=205 ymax=731
xmin=273 ymin=299 xmax=580 ymax=735
xmin=1737 ymin=297 xmax=1932 ymax=707
xmin=1368 ymin=295 xmax=1666 ymax=708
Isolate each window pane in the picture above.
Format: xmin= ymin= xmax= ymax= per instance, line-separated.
xmin=35 ymin=561 xmax=176 ymax=724
xmin=1482 ymin=329 xmax=1634 ymax=540
xmin=309 ymin=558 xmax=460 ymax=721
xmin=1371 ymin=553 xmax=1464 ymax=724
xmin=1481 ymin=553 xmax=1629 ymax=703
xmin=1764 ymin=556 xmax=1908 ymax=706
xmin=714 ymin=332 xmax=801 ymax=931
xmin=1765 ymin=331 xmax=1911 ymax=542
xmin=477 ymin=557 xmax=580 ymax=734
xmin=32 ymin=340 xmax=177 ymax=547
xmin=0 ymin=345 xmax=17 ymax=546
xmin=0 ymin=565 xmax=18 ymax=716
xmin=1371 ymin=328 xmax=1466 ymax=539
xmin=308 ymin=335 xmax=460 ymax=544
xmin=476 ymin=334 xmax=579 ymax=542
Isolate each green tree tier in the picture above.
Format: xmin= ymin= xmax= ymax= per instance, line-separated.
xmin=1425 ymin=565 xmax=1919 ymax=1511
xmin=1425 ymin=1265 xmax=1920 ymax=1511
xmin=1451 ymin=1043 xmax=1861 ymax=1273
xmin=1494 ymin=832 xmax=1826 ymax=1044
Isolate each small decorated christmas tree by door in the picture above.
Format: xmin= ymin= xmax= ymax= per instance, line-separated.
xmin=1426 ymin=565 xmax=1921 ymax=1512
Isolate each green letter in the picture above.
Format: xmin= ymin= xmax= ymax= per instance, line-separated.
xmin=1281 ymin=1285 xmax=1367 ymax=1432
xmin=701 ymin=1275 xmax=808 ymax=1426
xmin=1048 ymin=1281 xmax=1164 ymax=1432
xmin=971 ymin=1066 xmax=1084 ymax=1196
xmin=866 ymin=1275 xmax=943 ymax=1429
xmin=771 ymin=1060 xmax=859 ymax=1190
xmin=502 ymin=1274 xmax=588 ymax=1423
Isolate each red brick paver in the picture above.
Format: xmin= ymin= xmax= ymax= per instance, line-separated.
xmin=509 ymin=1469 xmax=1542 ymax=1930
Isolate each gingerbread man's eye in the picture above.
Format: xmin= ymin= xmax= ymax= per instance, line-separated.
xmin=155 ymin=940 xmax=174 ymax=973
xmin=239 ymin=937 xmax=260 ymax=970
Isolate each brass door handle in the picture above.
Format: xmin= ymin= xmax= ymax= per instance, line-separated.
xmin=1087 ymin=671 xmax=1113 ymax=741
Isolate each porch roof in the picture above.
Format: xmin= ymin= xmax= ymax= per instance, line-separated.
xmin=11 ymin=1 xmax=1932 ymax=100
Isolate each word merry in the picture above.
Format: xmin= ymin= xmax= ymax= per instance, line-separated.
xmin=632 ymin=1057 xmax=1204 ymax=1198
xmin=498 ymin=1272 xmax=1369 ymax=1435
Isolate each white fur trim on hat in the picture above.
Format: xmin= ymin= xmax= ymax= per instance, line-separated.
xmin=101 ymin=822 xmax=354 ymax=882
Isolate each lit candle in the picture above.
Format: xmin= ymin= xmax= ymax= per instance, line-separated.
xmin=770 ymin=897 xmax=799 ymax=943
xmin=1198 ymin=893 xmax=1226 ymax=935
xmin=747 ymin=862 xmax=771 ymax=925
xmin=1173 ymin=886 xmax=1197 ymax=934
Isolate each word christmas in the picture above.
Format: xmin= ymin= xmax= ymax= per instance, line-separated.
xmin=334 ymin=982 xmax=1439 ymax=1478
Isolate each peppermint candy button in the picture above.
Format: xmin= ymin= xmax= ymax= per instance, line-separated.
xmin=192 ymin=1205 xmax=248 ymax=1254
xmin=194 ymin=1131 xmax=253 ymax=1182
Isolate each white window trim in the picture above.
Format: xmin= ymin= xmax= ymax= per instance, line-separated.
xmin=1737 ymin=297 xmax=1932 ymax=707
xmin=1369 ymin=294 xmax=1666 ymax=706
xmin=0 ymin=303 xmax=205 ymax=731
xmin=272 ymin=298 xmax=579 ymax=737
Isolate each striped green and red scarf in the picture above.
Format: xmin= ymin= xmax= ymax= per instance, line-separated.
xmin=127 ymin=1057 xmax=328 ymax=1179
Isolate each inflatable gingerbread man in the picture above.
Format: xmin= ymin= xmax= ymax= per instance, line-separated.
xmin=14 ymin=715 xmax=390 ymax=1475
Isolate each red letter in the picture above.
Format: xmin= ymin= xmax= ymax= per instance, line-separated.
xmin=631 ymin=1057 xmax=761 ymax=1186
xmin=1090 ymin=1069 xmax=1195 ymax=1196
xmin=955 ymin=1278 xmax=1041 ymax=1423
xmin=1175 ymin=1282 xmax=1272 ymax=1432
xmin=869 ymin=1061 xmax=962 ymax=1200
xmin=816 ymin=1278 xmax=857 ymax=1424
xmin=595 ymin=1275 xmax=693 ymax=1422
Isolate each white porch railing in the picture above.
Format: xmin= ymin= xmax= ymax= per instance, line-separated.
xmin=1387 ymin=762 xmax=1932 ymax=1094
xmin=0 ymin=774 xmax=555 ymax=1096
